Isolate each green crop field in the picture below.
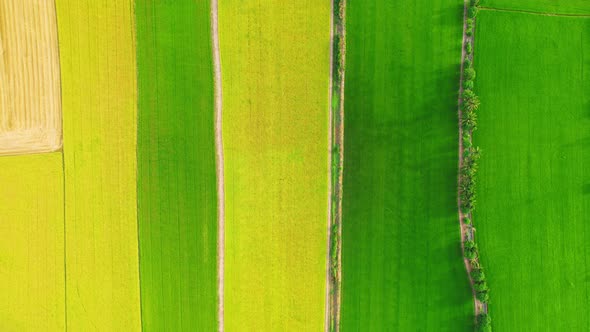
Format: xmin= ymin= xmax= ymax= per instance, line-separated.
xmin=480 ymin=0 xmax=590 ymax=15
xmin=5 ymin=1 xmax=590 ymax=330
xmin=474 ymin=10 xmax=590 ymax=331
xmin=340 ymin=0 xmax=473 ymax=330
xmin=219 ymin=1 xmax=330 ymax=331
xmin=136 ymin=1 xmax=218 ymax=331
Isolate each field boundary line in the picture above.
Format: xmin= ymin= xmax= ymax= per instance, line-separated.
xmin=211 ymin=0 xmax=225 ymax=330
xmin=324 ymin=0 xmax=334 ymax=329
xmin=130 ymin=0 xmax=144 ymax=330
xmin=458 ymin=2 xmax=495 ymax=330
xmin=479 ymin=6 xmax=590 ymax=17
xmin=53 ymin=0 xmax=68 ymax=328
xmin=457 ymin=0 xmax=483 ymax=322
xmin=327 ymin=0 xmax=347 ymax=331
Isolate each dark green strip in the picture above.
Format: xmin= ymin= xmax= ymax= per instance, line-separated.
xmin=136 ymin=1 xmax=217 ymax=331
xmin=341 ymin=0 xmax=473 ymax=330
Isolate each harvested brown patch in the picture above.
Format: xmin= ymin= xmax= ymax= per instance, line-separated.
xmin=0 ymin=0 xmax=62 ymax=156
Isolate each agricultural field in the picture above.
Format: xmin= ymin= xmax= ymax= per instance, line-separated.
xmin=219 ymin=1 xmax=331 ymax=330
xmin=56 ymin=0 xmax=141 ymax=330
xmin=0 ymin=0 xmax=61 ymax=155
xmin=136 ymin=1 xmax=218 ymax=331
xmin=0 ymin=154 xmax=65 ymax=331
xmin=480 ymin=0 xmax=590 ymax=15
xmin=474 ymin=10 xmax=590 ymax=331
xmin=3 ymin=0 xmax=590 ymax=331
xmin=340 ymin=0 xmax=473 ymax=331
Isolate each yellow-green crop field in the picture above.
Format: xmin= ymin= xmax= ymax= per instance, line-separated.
xmin=220 ymin=1 xmax=331 ymax=330
xmin=56 ymin=0 xmax=142 ymax=330
xmin=3 ymin=0 xmax=589 ymax=331
xmin=0 ymin=153 xmax=65 ymax=331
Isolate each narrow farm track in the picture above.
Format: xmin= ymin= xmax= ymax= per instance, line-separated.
xmin=480 ymin=6 xmax=590 ymax=17
xmin=335 ymin=0 xmax=347 ymax=331
xmin=324 ymin=0 xmax=335 ymax=329
xmin=456 ymin=0 xmax=482 ymax=320
xmin=326 ymin=0 xmax=347 ymax=331
xmin=331 ymin=1 xmax=347 ymax=331
xmin=211 ymin=0 xmax=225 ymax=330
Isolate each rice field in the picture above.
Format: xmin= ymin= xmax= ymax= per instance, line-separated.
xmin=1 ymin=1 xmax=588 ymax=331
xmin=474 ymin=10 xmax=590 ymax=331
xmin=219 ymin=1 xmax=331 ymax=330
xmin=340 ymin=1 xmax=473 ymax=330
xmin=0 ymin=153 xmax=65 ymax=330
xmin=56 ymin=0 xmax=141 ymax=329
xmin=136 ymin=2 xmax=218 ymax=330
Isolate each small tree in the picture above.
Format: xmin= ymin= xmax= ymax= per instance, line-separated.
xmin=463 ymin=133 xmax=472 ymax=149
xmin=474 ymin=281 xmax=488 ymax=292
xmin=464 ymin=58 xmax=472 ymax=69
xmin=464 ymin=95 xmax=481 ymax=112
xmin=476 ymin=289 xmax=489 ymax=303
xmin=463 ymin=79 xmax=474 ymax=90
xmin=476 ymin=313 xmax=492 ymax=332
xmin=462 ymin=109 xmax=477 ymax=131
xmin=466 ymin=18 xmax=475 ymax=33
xmin=471 ymin=268 xmax=486 ymax=282
xmin=465 ymin=248 xmax=477 ymax=260
xmin=464 ymin=67 xmax=476 ymax=81
xmin=463 ymin=88 xmax=476 ymax=100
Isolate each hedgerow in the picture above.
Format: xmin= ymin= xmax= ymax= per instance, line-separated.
xmin=476 ymin=313 xmax=492 ymax=332
xmin=459 ymin=0 xmax=492 ymax=330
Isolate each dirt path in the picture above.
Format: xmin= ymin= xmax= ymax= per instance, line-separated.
xmin=334 ymin=3 xmax=346 ymax=329
xmin=210 ymin=0 xmax=225 ymax=331
xmin=325 ymin=1 xmax=347 ymax=331
xmin=457 ymin=0 xmax=484 ymax=320
xmin=479 ymin=6 xmax=590 ymax=17
xmin=324 ymin=0 xmax=335 ymax=330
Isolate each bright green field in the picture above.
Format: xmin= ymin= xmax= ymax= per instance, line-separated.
xmin=341 ymin=0 xmax=473 ymax=330
xmin=480 ymin=0 xmax=590 ymax=15
xmin=474 ymin=10 xmax=590 ymax=331
xmin=136 ymin=2 xmax=217 ymax=331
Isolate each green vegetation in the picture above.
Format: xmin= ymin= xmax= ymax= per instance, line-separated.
xmin=136 ymin=2 xmax=217 ymax=330
xmin=329 ymin=1 xmax=346 ymax=331
xmin=459 ymin=1 xmax=492 ymax=326
xmin=474 ymin=10 xmax=590 ymax=331
xmin=480 ymin=0 xmax=590 ymax=15
xmin=220 ymin=1 xmax=330 ymax=330
xmin=476 ymin=313 xmax=492 ymax=332
xmin=341 ymin=0 xmax=472 ymax=330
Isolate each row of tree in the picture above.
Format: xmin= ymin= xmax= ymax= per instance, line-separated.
xmin=476 ymin=313 xmax=492 ymax=332
xmin=460 ymin=0 xmax=481 ymax=215
xmin=465 ymin=240 xmax=490 ymax=304
xmin=460 ymin=2 xmax=492 ymax=332
xmin=459 ymin=63 xmax=481 ymax=212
